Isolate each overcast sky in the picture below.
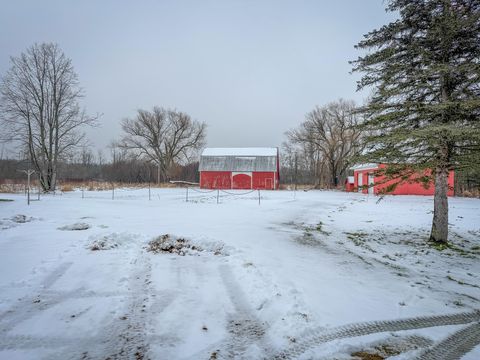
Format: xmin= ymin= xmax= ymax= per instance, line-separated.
xmin=0 ymin=1 xmax=396 ymax=156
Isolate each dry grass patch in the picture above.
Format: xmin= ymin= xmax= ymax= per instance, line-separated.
xmin=59 ymin=181 xmax=179 ymax=192
xmin=351 ymin=351 xmax=384 ymax=360
xmin=60 ymin=184 xmax=75 ymax=192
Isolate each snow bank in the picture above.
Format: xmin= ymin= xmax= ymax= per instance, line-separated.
xmin=0 ymin=214 xmax=35 ymax=230
xmin=11 ymin=214 xmax=33 ymax=223
xmin=87 ymin=232 xmax=139 ymax=251
xmin=58 ymin=222 xmax=90 ymax=231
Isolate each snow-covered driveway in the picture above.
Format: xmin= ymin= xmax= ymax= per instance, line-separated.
xmin=0 ymin=189 xmax=479 ymax=359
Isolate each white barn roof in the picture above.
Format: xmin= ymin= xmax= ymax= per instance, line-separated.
xmin=200 ymin=147 xmax=278 ymax=172
xmin=202 ymin=147 xmax=278 ymax=157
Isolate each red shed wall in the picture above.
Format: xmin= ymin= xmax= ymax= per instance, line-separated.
xmin=353 ymin=165 xmax=454 ymax=196
xmin=200 ymin=171 xmax=231 ymax=189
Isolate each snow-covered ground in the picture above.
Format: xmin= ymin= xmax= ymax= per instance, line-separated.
xmin=0 ymin=188 xmax=479 ymax=359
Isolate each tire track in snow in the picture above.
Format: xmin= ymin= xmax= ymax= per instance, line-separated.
xmin=210 ymin=263 xmax=271 ymax=359
xmin=89 ymin=251 xmax=177 ymax=360
xmin=95 ymin=251 xmax=154 ymax=360
xmin=186 ymin=262 xmax=272 ymax=360
xmin=41 ymin=262 xmax=74 ymax=289
xmin=0 ymin=262 xmax=73 ymax=334
xmin=0 ymin=249 xmax=180 ymax=359
xmin=0 ymin=334 xmax=98 ymax=351
xmin=271 ymin=310 xmax=480 ymax=359
xmin=416 ymin=321 xmax=480 ymax=360
xmin=0 ymin=259 xmax=135 ymax=355
xmin=45 ymin=252 xmax=155 ymax=360
xmin=0 ymin=289 xmax=128 ymax=338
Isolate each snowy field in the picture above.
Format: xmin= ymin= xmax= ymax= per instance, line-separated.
xmin=0 ymin=188 xmax=479 ymax=359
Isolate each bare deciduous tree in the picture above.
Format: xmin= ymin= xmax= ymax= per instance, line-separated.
xmin=120 ymin=107 xmax=206 ymax=182
xmin=287 ymin=99 xmax=363 ymax=187
xmin=0 ymin=43 xmax=96 ymax=191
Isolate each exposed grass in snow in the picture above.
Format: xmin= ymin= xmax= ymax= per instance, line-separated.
xmin=349 ymin=334 xmax=433 ymax=359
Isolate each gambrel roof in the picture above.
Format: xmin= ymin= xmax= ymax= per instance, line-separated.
xmin=199 ymin=147 xmax=278 ymax=172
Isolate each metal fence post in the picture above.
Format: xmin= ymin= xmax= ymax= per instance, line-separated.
xmin=258 ymin=189 xmax=260 ymax=205
xmin=186 ymin=187 xmax=189 ymax=202
xmin=19 ymin=169 xmax=35 ymax=205
xmin=217 ymin=189 xmax=219 ymax=204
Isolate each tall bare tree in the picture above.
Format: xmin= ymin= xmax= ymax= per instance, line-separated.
xmin=0 ymin=43 xmax=96 ymax=191
xmin=287 ymin=99 xmax=363 ymax=187
xmin=120 ymin=107 xmax=206 ymax=181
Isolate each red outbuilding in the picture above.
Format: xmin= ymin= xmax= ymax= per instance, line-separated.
xmin=347 ymin=163 xmax=455 ymax=196
xmin=199 ymin=148 xmax=279 ymax=190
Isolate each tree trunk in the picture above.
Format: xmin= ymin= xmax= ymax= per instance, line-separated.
xmin=429 ymin=166 xmax=449 ymax=244
xmin=329 ymin=159 xmax=337 ymax=188
xmin=50 ymin=164 xmax=57 ymax=192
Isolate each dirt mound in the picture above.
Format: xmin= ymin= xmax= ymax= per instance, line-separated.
xmin=89 ymin=237 xmax=119 ymax=251
xmin=146 ymin=234 xmax=225 ymax=256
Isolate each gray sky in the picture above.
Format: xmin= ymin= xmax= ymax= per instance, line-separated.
xmin=0 ymin=0 xmax=396 ymax=156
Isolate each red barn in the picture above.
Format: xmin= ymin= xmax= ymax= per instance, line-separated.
xmin=199 ymin=148 xmax=279 ymax=190
xmin=347 ymin=163 xmax=455 ymax=196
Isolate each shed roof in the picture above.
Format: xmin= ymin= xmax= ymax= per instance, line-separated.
xmin=350 ymin=163 xmax=380 ymax=171
xmin=199 ymin=147 xmax=278 ymax=172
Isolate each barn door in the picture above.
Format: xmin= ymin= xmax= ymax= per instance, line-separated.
xmin=232 ymin=172 xmax=252 ymax=189
xmin=265 ymin=178 xmax=273 ymax=190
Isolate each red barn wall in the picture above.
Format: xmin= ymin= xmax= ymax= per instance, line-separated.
xmin=200 ymin=171 xmax=231 ymax=189
xmin=200 ymin=171 xmax=279 ymax=190
xmin=252 ymin=172 xmax=277 ymax=190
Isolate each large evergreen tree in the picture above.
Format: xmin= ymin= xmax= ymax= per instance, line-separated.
xmin=352 ymin=0 xmax=480 ymax=244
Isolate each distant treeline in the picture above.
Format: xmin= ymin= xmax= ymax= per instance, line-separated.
xmin=0 ymin=158 xmax=199 ymax=184
xmin=1 ymin=158 xmax=478 ymax=196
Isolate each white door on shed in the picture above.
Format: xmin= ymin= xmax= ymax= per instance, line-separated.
xmin=368 ymin=174 xmax=375 ymax=195
xmin=357 ymin=173 xmax=363 ymax=192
